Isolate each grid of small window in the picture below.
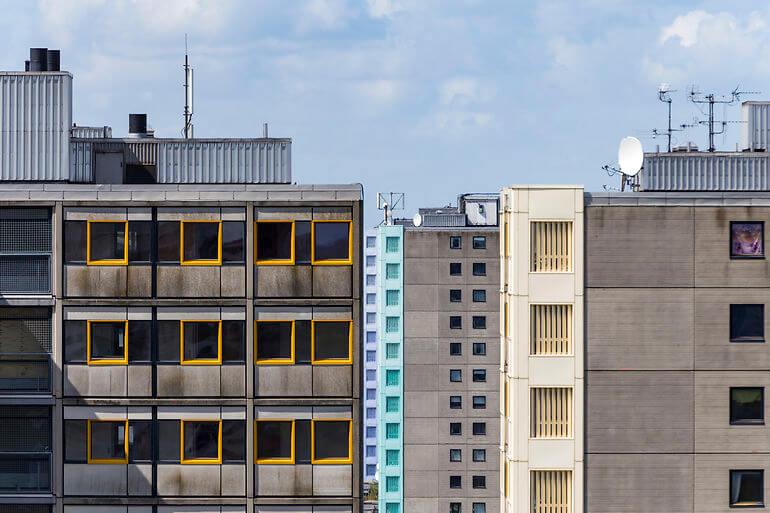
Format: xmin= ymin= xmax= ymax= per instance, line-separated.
xmin=531 ymin=470 xmax=572 ymax=513
xmin=530 ymin=221 xmax=573 ymax=272
xmin=385 ymin=369 xmax=400 ymax=386
xmin=0 ymin=307 xmax=52 ymax=353
xmin=386 ymin=263 xmax=400 ymax=279
xmin=531 ymin=305 xmax=573 ymax=355
xmin=366 ymin=293 xmax=376 ymax=304
xmin=385 ymin=343 xmax=399 ymax=359
xmin=386 ymin=423 xmax=399 ymax=439
xmin=386 ymin=290 xmax=400 ymax=306
xmin=386 ymin=397 xmax=400 ymax=413
xmin=366 ymin=236 xmax=376 ymax=248
xmin=0 ymin=256 xmax=50 ymax=294
xmin=386 ymin=475 xmax=399 ymax=492
xmin=386 ymin=236 xmax=400 ymax=253
xmin=366 ymin=255 xmax=376 ymax=267
xmin=386 ymin=449 xmax=399 ymax=465
xmin=531 ymin=387 xmax=573 ymax=438
xmin=0 ymin=209 xmax=51 ymax=253
xmin=385 ymin=316 xmax=400 ymax=333
xmin=366 ymin=274 xmax=376 ymax=286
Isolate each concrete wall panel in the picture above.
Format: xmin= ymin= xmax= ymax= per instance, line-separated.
xmin=156 ymin=464 xmax=221 ymax=496
xmin=221 ymin=265 xmax=246 ymax=297
xmin=127 ymin=464 xmax=152 ymax=495
xmin=313 ymin=266 xmax=352 ymax=298
xmin=254 ymin=464 xmax=313 ymax=496
xmin=126 ymin=265 xmax=152 ymax=297
xmin=65 ymin=265 xmax=128 ymax=297
xmin=221 ymin=463 xmax=246 ymax=496
xmin=64 ymin=365 xmax=128 ymax=397
xmin=255 ymin=266 xmax=312 ymax=298
xmin=312 ymin=465 xmax=352 ymax=496
xmin=312 ymin=365 xmax=352 ymax=397
xmin=694 ymin=453 xmax=770 ymax=512
xmin=157 ymin=266 xmax=220 ymax=298
xmin=221 ymin=365 xmax=246 ymax=397
xmin=64 ymin=463 xmax=127 ymax=495
xmin=255 ymin=365 xmax=312 ymax=397
xmin=157 ymin=365 xmax=220 ymax=397
xmin=127 ymin=365 xmax=152 ymax=397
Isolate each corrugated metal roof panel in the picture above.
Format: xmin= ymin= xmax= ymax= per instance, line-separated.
xmin=642 ymin=153 xmax=770 ymax=191
xmin=422 ymin=213 xmax=466 ymax=227
xmin=0 ymin=73 xmax=72 ymax=180
xmin=71 ymin=126 xmax=111 ymax=139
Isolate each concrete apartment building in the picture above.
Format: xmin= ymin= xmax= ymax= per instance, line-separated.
xmin=377 ymin=194 xmax=500 ymax=513
xmin=0 ymin=49 xmax=362 ymax=513
xmin=363 ymin=228 xmax=378 ymax=484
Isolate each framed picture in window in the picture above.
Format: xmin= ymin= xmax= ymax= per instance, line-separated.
xmin=731 ymin=222 xmax=764 ymax=259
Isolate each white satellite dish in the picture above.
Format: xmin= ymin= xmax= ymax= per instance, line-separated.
xmin=413 ymin=213 xmax=423 ymax=227
xmin=618 ymin=136 xmax=643 ymax=176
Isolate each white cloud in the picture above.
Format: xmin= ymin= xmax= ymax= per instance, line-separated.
xmin=366 ymin=0 xmax=404 ymax=18
xmin=354 ymin=79 xmax=405 ymax=104
xmin=295 ymin=0 xmax=357 ymax=33
xmin=659 ymin=10 xmax=714 ymax=47
xmin=439 ymin=77 xmax=494 ymax=106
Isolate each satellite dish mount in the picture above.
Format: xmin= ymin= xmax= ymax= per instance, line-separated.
xmin=603 ymin=136 xmax=643 ymax=191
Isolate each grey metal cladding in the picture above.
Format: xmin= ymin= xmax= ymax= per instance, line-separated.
xmin=642 ymin=153 xmax=770 ymax=191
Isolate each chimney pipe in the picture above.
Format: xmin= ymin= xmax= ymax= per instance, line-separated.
xmin=128 ymin=114 xmax=149 ymax=138
xmin=46 ymin=50 xmax=60 ymax=72
xmin=263 ymin=123 xmax=268 ymax=138
xmin=29 ymin=48 xmax=48 ymax=71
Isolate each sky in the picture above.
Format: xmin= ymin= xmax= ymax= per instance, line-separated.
xmin=3 ymin=0 xmax=770 ymax=224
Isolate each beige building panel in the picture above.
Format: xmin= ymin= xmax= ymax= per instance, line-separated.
xmin=694 ymin=453 xmax=770 ymax=512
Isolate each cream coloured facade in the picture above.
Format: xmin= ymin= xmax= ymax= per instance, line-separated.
xmin=500 ymin=186 xmax=584 ymax=513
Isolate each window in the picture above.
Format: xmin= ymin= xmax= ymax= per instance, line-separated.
xmin=366 ymin=293 xmax=376 ymax=305
xmin=531 ymin=221 xmax=573 ymax=271
xmin=88 ymin=420 xmax=127 ymax=464
xmin=386 ymin=423 xmax=399 ymax=439
xmin=366 ymin=274 xmax=376 ymax=286
xmin=449 ymin=475 xmax=462 ymax=488
xmin=730 ymin=387 xmax=764 ymax=425
xmin=386 ymin=236 xmax=400 ymax=253
xmin=313 ymin=221 xmax=352 ymax=264
xmin=312 ymin=419 xmax=352 ymax=463
xmin=472 ymin=236 xmax=486 ymax=249
xmin=472 ymin=503 xmax=486 ymax=513
xmin=128 ymin=221 xmax=152 ymax=262
xmin=450 ymin=236 xmax=462 ymax=249
xmin=366 ymin=389 xmax=376 ymax=399
xmin=255 ymin=420 xmax=294 ymax=463
xmin=450 ymin=262 xmax=462 ymax=276
xmin=731 ymin=304 xmax=765 ymax=342
xmin=450 ymin=396 xmax=462 ymax=409
xmin=385 ymin=369 xmax=400 ymax=386
xmin=472 ymin=422 xmax=486 ymax=435
xmin=472 ymin=396 xmax=486 ymax=409
xmin=128 ymin=320 xmax=151 ymax=363
xmin=182 ymin=420 xmax=221 ymax=464
xmin=472 ymin=475 xmax=486 ymax=489
xmin=531 ymin=387 xmax=573 ymax=437
xmin=366 ymin=426 xmax=376 ymax=438
xmin=450 ymin=422 xmax=462 ymax=435
xmin=472 ymin=263 xmax=486 ymax=276
xmin=472 ymin=343 xmax=486 ymax=356
xmin=312 ymin=320 xmax=352 ymax=364
xmin=366 ymin=255 xmax=376 ymax=267
xmin=450 ymin=289 xmax=462 ymax=302
xmin=255 ymin=221 xmax=294 ymax=264
xmin=386 ymin=449 xmax=399 ymax=466
xmin=386 ymin=343 xmax=399 ymax=359
xmin=367 ymin=313 xmax=376 ymax=325
xmin=531 ymin=304 xmax=573 ymax=355
xmin=731 ymin=469 xmax=764 ymax=507
xmin=367 ymin=407 xmax=376 ymax=418
xmin=366 ymin=236 xmax=376 ymax=248
xmin=731 ymin=222 xmax=764 ymax=259
xmin=222 ymin=222 xmax=245 ymax=263
xmin=87 ymin=221 xmax=127 ymax=265
xmin=366 ymin=350 xmax=376 ymax=362
xmin=450 ymin=342 xmax=462 ymax=355
xmin=472 ymin=316 xmax=486 ymax=329
xmin=386 ymin=504 xmax=400 ymax=513
xmin=386 ymin=397 xmax=400 ymax=412
xmin=128 ymin=420 xmax=153 ymax=463
xmin=472 ymin=449 xmax=486 ymax=462
xmin=181 ymin=320 xmax=221 ymax=364
xmin=450 ymin=316 xmax=462 ymax=329
xmin=472 ymin=289 xmax=486 ymax=302
xmin=386 ymin=263 xmax=400 ymax=279
xmin=450 ymin=504 xmax=461 ymax=513
xmin=254 ymin=320 xmax=293 ymax=364
xmin=367 ymin=464 xmax=377 ymax=477
xmin=87 ymin=320 xmax=128 ymax=365
xmin=366 ymin=369 xmax=376 ymax=381
xmin=472 ymin=369 xmax=486 ymax=382
xmin=531 ymin=471 xmax=572 ymax=512
xmin=450 ymin=369 xmax=462 ymax=382
xmin=386 ymin=476 xmax=399 ymax=492
xmin=157 ymin=221 xmax=180 ymax=262
xmin=386 ymin=290 xmax=400 ymax=306
xmin=181 ymin=221 xmax=221 ymax=265
xmin=385 ymin=317 xmax=400 ymax=333
xmin=449 ymin=448 xmax=462 ymax=462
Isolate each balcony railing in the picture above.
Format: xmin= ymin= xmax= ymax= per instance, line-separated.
xmin=0 ymin=358 xmax=51 ymax=394
xmin=0 ymin=452 xmax=51 ymax=493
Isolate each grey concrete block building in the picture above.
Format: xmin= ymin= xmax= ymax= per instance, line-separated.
xmin=0 ymin=49 xmax=362 ymax=513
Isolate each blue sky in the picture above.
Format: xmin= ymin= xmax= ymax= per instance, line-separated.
xmin=3 ymin=0 xmax=770 ymax=223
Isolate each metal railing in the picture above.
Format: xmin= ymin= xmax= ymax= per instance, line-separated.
xmin=0 ymin=358 xmax=51 ymax=394
xmin=0 ymin=452 xmax=51 ymax=493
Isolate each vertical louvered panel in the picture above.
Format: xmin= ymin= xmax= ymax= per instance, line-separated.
xmin=530 ymin=305 xmax=572 ymax=355
xmin=530 ymin=222 xmax=572 ymax=272
xmin=531 ymin=470 xmax=572 ymax=513
xmin=531 ymin=387 xmax=573 ymax=438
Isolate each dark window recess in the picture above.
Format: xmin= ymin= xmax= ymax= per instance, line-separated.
xmin=222 ymin=420 xmax=245 ymax=462
xmin=472 ymin=503 xmax=486 ymax=513
xmin=183 ymin=322 xmax=219 ymax=361
xmin=449 ymin=448 xmax=462 ymax=462
xmin=449 ymin=342 xmax=462 ymax=356
xmin=450 ymin=316 xmax=462 ymax=329
xmin=472 ymin=396 xmax=487 ymax=409
xmin=183 ymin=421 xmax=219 ymax=461
xmin=158 ymin=420 xmax=180 ymax=462
xmin=89 ymin=321 xmax=125 ymax=361
xmin=128 ymin=321 xmax=151 ymax=363
xmin=450 ymin=504 xmax=461 ymax=513
xmin=64 ymin=419 xmax=87 ymax=463
xmin=472 ymin=289 xmax=486 ymax=302
xmin=449 ymin=475 xmax=462 ymax=489
xmin=256 ymin=321 xmax=293 ymax=361
xmin=128 ymin=221 xmax=152 ymax=263
xmin=472 ymin=342 xmax=487 ymax=356
xmin=89 ymin=222 xmax=125 ymax=262
xmin=256 ymin=221 xmax=293 ymax=262
xmin=294 ymin=320 xmax=312 ymax=364
xmin=90 ymin=420 xmax=126 ymax=461
xmin=157 ymin=221 xmax=180 ymax=263
xmin=473 ymin=369 xmax=487 ymax=382
xmin=450 ymin=262 xmax=462 ymax=276
xmin=257 ymin=420 xmax=293 ymax=461
xmin=313 ymin=321 xmax=351 ymax=361
xmin=472 ymin=316 xmax=487 ymax=330
xmin=449 ymin=396 xmax=462 ymax=409
xmin=314 ymin=421 xmax=350 ymax=461
xmin=124 ymin=164 xmax=156 ymax=184
xmin=157 ymin=321 xmax=180 ymax=362
xmin=449 ymin=369 xmax=462 ymax=382
xmin=222 ymin=222 xmax=245 ymax=263
xmin=730 ymin=387 xmax=764 ymax=425
xmin=450 ymin=289 xmax=462 ymax=302
xmin=730 ymin=304 xmax=765 ymax=342
xmin=449 ymin=422 xmax=462 ymax=435
xmin=129 ymin=420 xmax=153 ymax=463
xmin=294 ymin=221 xmax=312 ymax=265
xmin=473 ymin=262 xmax=486 ymax=276
xmin=64 ymin=320 xmax=87 ymax=363
xmin=472 ymin=449 xmax=486 ymax=462
xmin=313 ymin=222 xmax=351 ymax=262
xmin=472 ymin=422 xmax=486 ymax=435
xmin=222 ymin=321 xmax=245 ymax=363
xmin=183 ymin=222 xmax=219 ymax=261
xmin=0 ymin=306 xmax=52 ymax=354
xmin=64 ymin=221 xmax=86 ymax=263
xmin=295 ymin=419 xmax=311 ymax=464
xmin=472 ymin=475 xmax=486 ymax=489
xmin=449 ymin=236 xmax=462 ymax=249
xmin=730 ymin=469 xmax=764 ymax=507
xmin=472 ymin=236 xmax=486 ymax=249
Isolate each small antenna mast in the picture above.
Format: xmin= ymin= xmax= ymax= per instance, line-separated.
xmin=377 ymin=193 xmax=405 ymax=226
xmin=689 ymin=85 xmax=758 ymax=152
xmin=183 ymin=34 xmax=194 ymax=139
xmin=653 ymin=84 xmax=683 ymax=152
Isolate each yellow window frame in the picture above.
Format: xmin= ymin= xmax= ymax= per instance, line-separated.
xmin=254 ymin=419 xmax=295 ymax=464
xmin=180 ymin=220 xmax=222 ymax=266
xmin=311 ymin=418 xmax=352 ymax=464
xmin=86 ymin=320 xmax=129 ymax=365
xmin=254 ymin=220 xmax=296 ymax=265
xmin=87 ymin=419 xmax=129 ymax=464
xmin=180 ymin=419 xmax=222 ymax=464
xmin=311 ymin=220 xmax=353 ymax=265
xmin=180 ymin=320 xmax=222 ymax=365
xmin=311 ymin=319 xmax=353 ymax=365
xmin=255 ymin=320 xmax=295 ymax=365
xmin=86 ymin=220 xmax=128 ymax=266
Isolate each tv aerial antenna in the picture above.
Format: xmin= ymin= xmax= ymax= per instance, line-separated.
xmin=377 ymin=193 xmax=404 ymax=226
xmin=602 ymin=136 xmax=643 ymax=191
xmin=688 ymin=85 xmax=758 ymax=151
xmin=652 ymin=84 xmax=684 ymax=152
xmin=182 ymin=34 xmax=194 ymax=138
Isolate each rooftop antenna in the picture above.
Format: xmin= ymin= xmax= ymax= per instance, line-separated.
xmin=377 ymin=193 xmax=405 ymax=226
xmin=653 ymin=83 xmax=684 ymax=152
xmin=688 ymin=85 xmax=757 ymax=151
xmin=183 ymin=34 xmax=194 ymax=139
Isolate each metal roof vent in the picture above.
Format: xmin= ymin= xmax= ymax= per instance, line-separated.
xmin=127 ymin=114 xmax=153 ymax=139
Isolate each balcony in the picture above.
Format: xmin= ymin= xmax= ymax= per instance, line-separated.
xmin=0 ymin=452 xmax=51 ymax=493
xmin=0 ymin=358 xmax=51 ymax=395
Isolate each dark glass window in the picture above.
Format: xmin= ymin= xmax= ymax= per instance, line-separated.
xmin=182 ymin=222 xmax=220 ymax=262
xmin=450 ymin=262 xmax=462 ymax=276
xmin=157 ymin=420 xmax=180 ymax=462
xmin=222 ymin=420 xmax=246 ymax=462
xmin=450 ymin=316 xmax=462 ymax=329
xmin=295 ymin=419 xmax=311 ymax=463
xmin=313 ymin=420 xmax=351 ymax=462
xmin=450 ymin=289 xmax=462 ymax=302
xmin=157 ymin=221 xmax=180 ymax=262
xmin=256 ymin=420 xmax=293 ymax=462
xmin=157 ymin=321 xmax=180 ymax=362
xmin=450 ymin=422 xmax=462 ymax=435
xmin=182 ymin=421 xmax=220 ymax=462
xmin=449 ymin=448 xmax=462 ymax=462
xmin=64 ymin=419 xmax=87 ymax=462
xmin=730 ymin=304 xmax=764 ymax=342
xmin=449 ymin=475 xmax=462 ymax=488
xmin=473 ymin=262 xmax=486 ymax=276
xmin=222 ymin=222 xmax=245 ymax=263
xmin=64 ymin=320 xmax=87 ymax=363
xmin=89 ymin=222 xmax=126 ymax=262
xmin=222 ymin=320 xmax=245 ymax=363
xmin=472 ymin=475 xmax=486 ymax=489
xmin=64 ymin=221 xmax=86 ymax=263
xmin=731 ymin=221 xmax=764 ymax=258
xmin=472 ymin=422 xmax=486 ymax=435
xmin=473 ymin=369 xmax=487 ymax=382
xmin=449 ymin=396 xmax=462 ymax=409
xmin=472 ymin=396 xmax=487 ymax=409
xmin=128 ymin=221 xmax=152 ymax=263
xmin=256 ymin=221 xmax=293 ymax=263
xmin=89 ymin=420 xmax=126 ymax=462
xmin=295 ymin=221 xmax=312 ymax=264
xmin=472 ymin=236 xmax=486 ymax=249
xmin=450 ymin=503 xmax=461 ymax=513
xmin=473 ymin=449 xmax=486 ymax=462
xmin=472 ymin=503 xmax=486 ymax=513
xmin=449 ymin=236 xmax=462 ymax=249
xmin=730 ymin=469 xmax=764 ymax=507
xmin=129 ymin=420 xmax=152 ymax=462
xmin=128 ymin=320 xmax=151 ymax=362
xmin=294 ymin=320 xmax=312 ymax=364
xmin=89 ymin=321 xmax=126 ymax=362
xmin=256 ymin=321 xmax=293 ymax=362
xmin=472 ymin=289 xmax=486 ymax=302
xmin=313 ymin=222 xmax=351 ymax=263
xmin=313 ymin=321 xmax=351 ymax=362
xmin=730 ymin=387 xmax=764 ymax=425
xmin=472 ymin=316 xmax=487 ymax=330
xmin=182 ymin=321 xmax=220 ymax=362
xmin=472 ymin=342 xmax=486 ymax=356
xmin=450 ymin=342 xmax=462 ymax=355
xmin=449 ymin=369 xmax=462 ymax=382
